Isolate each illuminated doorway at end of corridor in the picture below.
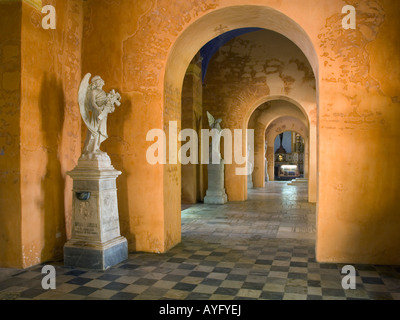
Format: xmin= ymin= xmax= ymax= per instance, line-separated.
xmin=274 ymin=131 xmax=305 ymax=181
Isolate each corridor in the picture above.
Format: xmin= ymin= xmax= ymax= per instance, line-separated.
xmin=0 ymin=182 xmax=399 ymax=300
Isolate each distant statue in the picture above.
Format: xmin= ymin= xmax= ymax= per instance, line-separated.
xmin=247 ymin=143 xmax=253 ymax=176
xmin=206 ymin=111 xmax=223 ymax=163
xmin=265 ymin=141 xmax=269 ymax=182
xmin=78 ymin=73 xmax=121 ymax=155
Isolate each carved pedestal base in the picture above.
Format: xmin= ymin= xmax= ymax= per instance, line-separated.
xmin=64 ymin=152 xmax=128 ymax=270
xmin=204 ymin=160 xmax=228 ymax=205
xmin=64 ymin=237 xmax=127 ymax=271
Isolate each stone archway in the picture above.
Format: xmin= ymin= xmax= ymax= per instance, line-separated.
xmin=163 ymin=5 xmax=319 ymax=251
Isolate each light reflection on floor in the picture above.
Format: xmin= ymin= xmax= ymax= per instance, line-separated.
xmin=182 ymin=180 xmax=315 ymax=241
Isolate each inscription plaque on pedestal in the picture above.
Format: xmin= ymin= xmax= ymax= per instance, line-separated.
xmin=64 ymin=155 xmax=128 ymax=270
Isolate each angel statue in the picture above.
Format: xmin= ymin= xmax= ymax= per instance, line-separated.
xmin=206 ymin=111 xmax=223 ymax=163
xmin=78 ymin=73 xmax=121 ymax=156
xmin=247 ymin=143 xmax=253 ymax=175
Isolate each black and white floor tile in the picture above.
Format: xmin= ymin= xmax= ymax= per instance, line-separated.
xmin=0 ymin=182 xmax=399 ymax=301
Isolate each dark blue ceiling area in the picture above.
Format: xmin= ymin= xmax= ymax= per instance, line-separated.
xmin=200 ymin=28 xmax=262 ymax=82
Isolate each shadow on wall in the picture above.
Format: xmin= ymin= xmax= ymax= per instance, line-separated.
xmin=103 ymin=92 xmax=133 ymax=250
xmin=39 ymin=73 xmax=66 ymax=262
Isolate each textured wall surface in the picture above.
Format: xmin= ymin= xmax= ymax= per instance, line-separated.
xmin=316 ymin=0 xmax=400 ymax=264
xmin=0 ymin=1 xmax=22 ymax=268
xmin=0 ymin=0 xmax=83 ymax=268
xmin=19 ymin=0 xmax=83 ymax=268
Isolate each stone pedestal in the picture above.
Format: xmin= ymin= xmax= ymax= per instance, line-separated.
xmin=204 ymin=160 xmax=228 ymax=204
xmin=64 ymin=152 xmax=128 ymax=270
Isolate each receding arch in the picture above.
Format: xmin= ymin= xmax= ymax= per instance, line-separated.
xmin=247 ymin=98 xmax=312 ymax=195
xmin=268 ymin=120 xmax=309 ymax=147
xmin=245 ymin=94 xmax=311 ymax=130
xmin=273 ymin=133 xmax=306 ymax=181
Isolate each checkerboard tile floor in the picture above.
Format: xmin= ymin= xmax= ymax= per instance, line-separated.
xmin=0 ymin=182 xmax=399 ymax=300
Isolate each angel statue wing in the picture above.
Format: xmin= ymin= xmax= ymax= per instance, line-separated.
xmin=206 ymin=111 xmax=215 ymax=129
xmin=78 ymin=73 xmax=96 ymax=135
xmin=207 ymin=111 xmax=222 ymax=131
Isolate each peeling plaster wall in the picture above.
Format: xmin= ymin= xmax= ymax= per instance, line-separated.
xmin=316 ymin=0 xmax=400 ymax=264
xmin=0 ymin=0 xmax=83 ymax=269
xmin=82 ymin=0 xmax=168 ymax=253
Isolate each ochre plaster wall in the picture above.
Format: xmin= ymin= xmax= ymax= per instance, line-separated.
xmin=17 ymin=0 xmax=83 ymax=268
xmin=316 ymin=0 xmax=400 ymax=264
xmin=81 ymin=0 xmax=168 ymax=253
xmin=0 ymin=1 xmax=22 ymax=268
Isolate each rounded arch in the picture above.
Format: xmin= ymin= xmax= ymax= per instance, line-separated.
xmin=165 ymin=5 xmax=319 ymax=93
xmin=245 ymin=94 xmax=311 ymax=131
xmin=268 ymin=122 xmax=309 ymax=144
xmin=162 ymin=4 xmax=320 ymax=251
xmin=265 ymin=116 xmax=309 ymax=167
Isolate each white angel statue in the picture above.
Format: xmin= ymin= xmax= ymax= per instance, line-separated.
xmin=206 ymin=111 xmax=223 ymax=163
xmin=78 ymin=73 xmax=121 ymax=155
xmin=247 ymin=143 xmax=253 ymax=175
